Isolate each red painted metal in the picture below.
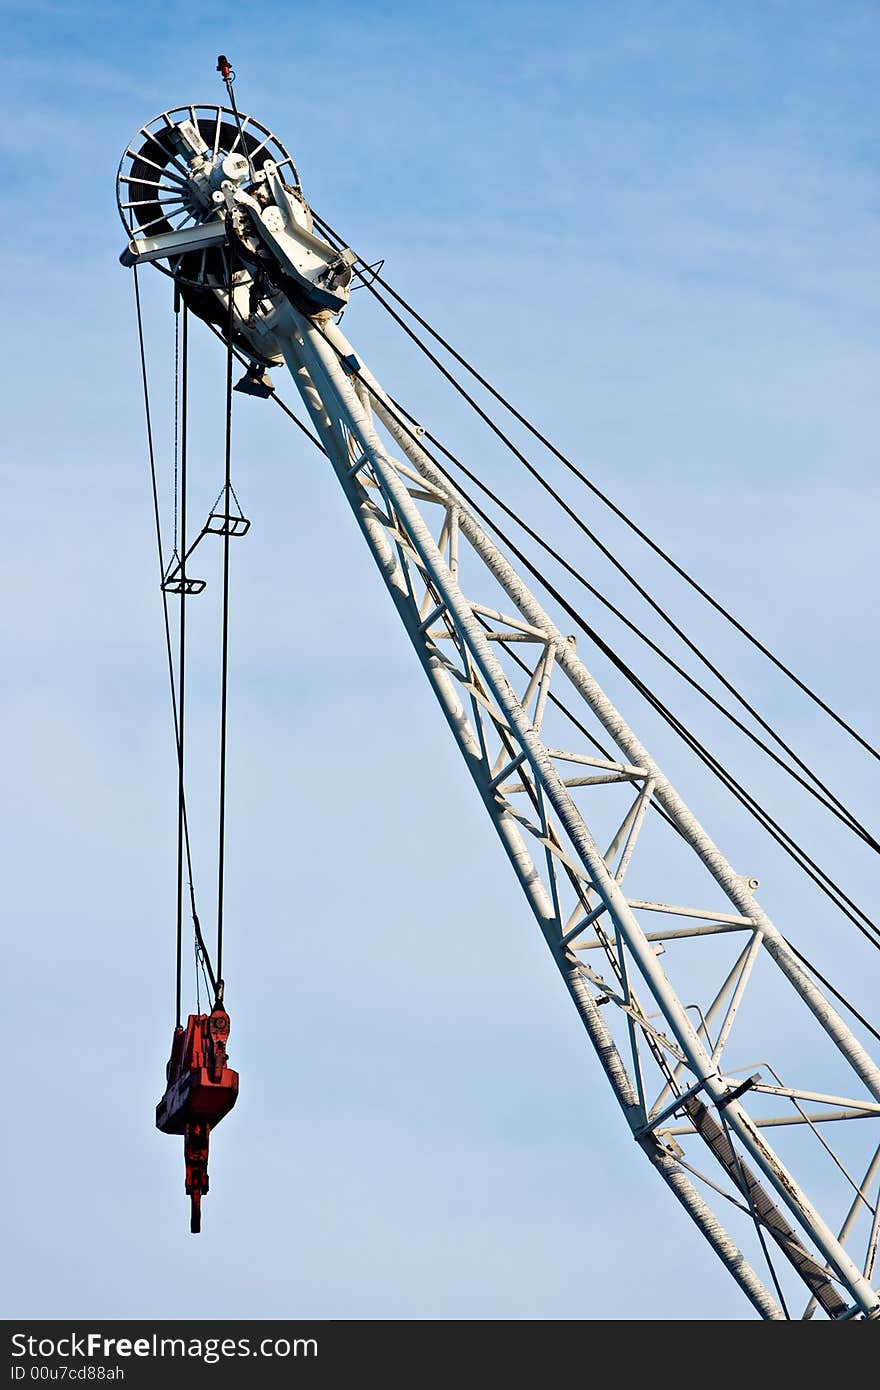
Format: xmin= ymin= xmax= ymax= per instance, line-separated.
xmin=156 ymin=1006 xmax=239 ymax=1232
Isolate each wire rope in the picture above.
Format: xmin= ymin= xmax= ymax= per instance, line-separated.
xmin=314 ymin=213 xmax=880 ymax=769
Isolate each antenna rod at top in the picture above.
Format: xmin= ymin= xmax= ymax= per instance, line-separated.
xmin=216 ymin=54 xmax=256 ymax=183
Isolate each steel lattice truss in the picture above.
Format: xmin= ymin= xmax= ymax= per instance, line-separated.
xmin=273 ymin=302 xmax=880 ymax=1320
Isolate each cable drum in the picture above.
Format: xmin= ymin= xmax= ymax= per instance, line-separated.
xmin=117 ymin=104 xmax=300 ymax=292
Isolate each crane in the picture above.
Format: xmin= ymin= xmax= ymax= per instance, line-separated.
xmin=118 ymin=67 xmax=880 ymax=1318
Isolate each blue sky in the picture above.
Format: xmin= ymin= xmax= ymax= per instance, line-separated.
xmin=3 ymin=1 xmax=879 ymax=1321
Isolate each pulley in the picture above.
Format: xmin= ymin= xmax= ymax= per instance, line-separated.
xmin=156 ymin=1005 xmax=239 ymax=1233
xmin=117 ymin=99 xmax=356 ymax=363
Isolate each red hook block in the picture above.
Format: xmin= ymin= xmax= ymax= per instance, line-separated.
xmin=156 ymin=1006 xmax=239 ymax=1232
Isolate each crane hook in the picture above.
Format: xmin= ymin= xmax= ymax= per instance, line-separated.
xmin=156 ymin=1005 xmax=239 ymax=1233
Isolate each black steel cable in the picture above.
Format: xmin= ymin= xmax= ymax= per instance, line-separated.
xmin=717 ymin=1107 xmax=792 ymax=1319
xmin=463 ymin=474 xmax=880 ymax=949
xmin=173 ymin=308 xmax=180 ymax=557
xmin=252 ymin=366 xmax=660 ymax=779
xmin=506 ymin=637 xmax=880 ymax=1042
xmin=175 ymin=301 xmax=187 ymax=1028
xmin=255 ymin=325 xmax=878 ymax=1061
xmin=247 ymin=349 xmax=880 ymax=1040
xmin=132 ymin=269 xmax=217 ymax=1007
xmin=319 ymin=328 xmax=880 ymax=948
xmin=479 ymin=546 xmax=856 ymax=1320
xmin=315 ymin=216 xmax=876 ymax=852
xmin=168 ymin=204 xmax=880 ymax=1033
xmin=781 ymin=942 xmax=880 ymax=1046
xmin=203 ymin=319 xmax=328 ymax=456
xmin=311 ymin=316 xmax=880 ymax=957
xmin=266 ymin=387 xmax=329 ymax=452
xmin=498 ymin=633 xmax=880 ymax=1035
xmin=405 ymin=411 xmax=880 ymax=853
xmin=327 ymin=343 xmax=880 ymax=955
xmin=219 ymin=62 xmax=256 ymax=184
xmin=201 ymin=284 xmax=880 ymax=1033
xmin=633 ymin=672 xmax=880 ymax=949
xmin=516 ymin=547 xmax=880 ymax=949
xmin=195 ymin=937 xmax=212 ymax=1015
xmin=332 ymin=257 xmax=874 ymax=849
xmin=403 ymin=463 xmax=879 ymax=1268
xmin=215 ymin=251 xmax=235 ymax=994
xmin=315 ymin=212 xmax=880 ymax=769
xmin=470 ymin=612 xmax=697 ymax=1125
